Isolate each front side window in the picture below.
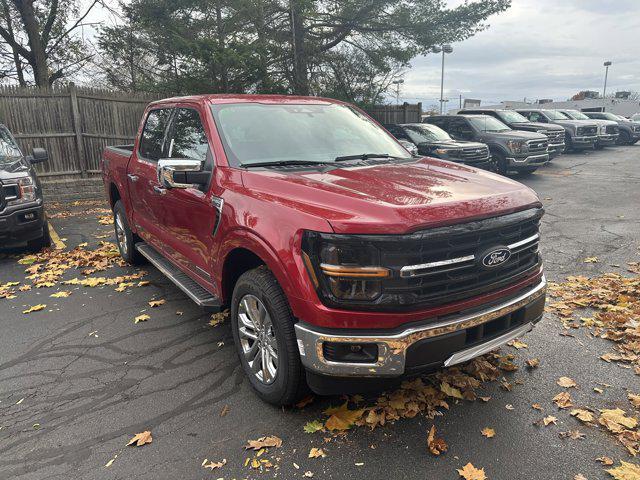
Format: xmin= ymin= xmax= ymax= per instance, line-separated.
xmin=211 ymin=103 xmax=411 ymax=167
xmin=168 ymin=108 xmax=210 ymax=162
xmin=139 ymin=108 xmax=172 ymax=161
xmin=0 ymin=126 xmax=25 ymax=171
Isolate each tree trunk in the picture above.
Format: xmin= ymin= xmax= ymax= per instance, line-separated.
xmin=1 ymin=1 xmax=26 ymax=85
xmin=12 ymin=0 xmax=49 ymax=87
xmin=215 ymin=1 xmax=229 ymax=92
xmin=289 ymin=0 xmax=308 ymax=95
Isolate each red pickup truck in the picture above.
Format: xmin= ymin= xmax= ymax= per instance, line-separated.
xmin=101 ymin=95 xmax=546 ymax=405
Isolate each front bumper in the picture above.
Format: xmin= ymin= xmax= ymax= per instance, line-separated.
xmin=294 ymin=276 xmax=546 ymax=377
xmin=571 ymin=135 xmax=598 ymax=148
xmin=0 ymin=201 xmax=45 ymax=248
xmin=548 ymin=143 xmax=565 ymax=158
xmin=596 ymin=134 xmax=618 ymax=146
xmin=506 ymin=153 xmax=549 ymax=168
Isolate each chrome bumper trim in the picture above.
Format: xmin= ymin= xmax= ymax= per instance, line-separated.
xmin=294 ymin=275 xmax=546 ymax=377
xmin=507 ymin=153 xmax=549 ymax=164
xmin=573 ymin=135 xmax=598 ymax=143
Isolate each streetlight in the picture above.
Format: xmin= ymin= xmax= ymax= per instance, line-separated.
xmin=391 ymin=79 xmax=404 ymax=106
xmin=602 ymin=61 xmax=612 ymax=103
xmin=432 ymin=44 xmax=453 ymax=114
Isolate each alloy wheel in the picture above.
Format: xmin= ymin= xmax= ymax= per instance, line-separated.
xmin=114 ymin=212 xmax=128 ymax=256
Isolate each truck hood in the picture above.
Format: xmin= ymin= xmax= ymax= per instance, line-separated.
xmin=241 ymin=158 xmax=540 ymax=234
xmin=0 ymin=156 xmax=30 ymax=181
xmin=479 ymin=129 xmax=546 ymax=141
xmin=510 ymin=121 xmax=563 ymax=132
xmin=418 ymin=139 xmax=486 ymax=149
xmin=553 ymin=119 xmax=596 ymax=129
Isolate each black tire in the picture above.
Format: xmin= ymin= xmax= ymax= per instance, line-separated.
xmin=113 ymin=200 xmax=145 ymax=265
xmin=617 ymin=130 xmax=631 ymax=146
xmin=27 ymin=219 xmax=52 ymax=252
xmin=632 ymin=139 xmax=639 ymax=145
xmin=493 ymin=151 xmax=508 ymax=175
xmin=565 ymin=132 xmax=574 ymax=152
xmin=231 ymin=266 xmax=307 ymax=405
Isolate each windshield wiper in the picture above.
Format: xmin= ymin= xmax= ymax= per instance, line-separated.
xmin=334 ymin=153 xmax=397 ymax=162
xmin=240 ymin=160 xmax=330 ymax=168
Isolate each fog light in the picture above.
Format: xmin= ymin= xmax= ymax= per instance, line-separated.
xmin=323 ymin=342 xmax=378 ymax=363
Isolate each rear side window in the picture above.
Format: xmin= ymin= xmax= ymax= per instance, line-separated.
xmin=139 ymin=108 xmax=172 ymax=160
xmin=168 ymin=108 xmax=210 ymax=162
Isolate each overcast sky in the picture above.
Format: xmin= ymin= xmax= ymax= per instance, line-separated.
xmin=401 ymin=0 xmax=640 ymax=110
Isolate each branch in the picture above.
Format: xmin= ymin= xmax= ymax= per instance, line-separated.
xmin=42 ymin=0 xmax=59 ymax=45
xmin=46 ymin=0 xmax=99 ymax=53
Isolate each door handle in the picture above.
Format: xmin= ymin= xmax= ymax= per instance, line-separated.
xmin=153 ymin=185 xmax=167 ymax=195
xmin=127 ymin=174 xmax=139 ymax=182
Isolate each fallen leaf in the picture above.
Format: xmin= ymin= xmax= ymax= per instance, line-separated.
xmin=597 ymin=457 xmax=614 ymax=466
xmin=505 ymin=404 xmax=515 ymax=410
xmin=134 ymin=314 xmax=150 ymax=324
xmin=543 ymin=415 xmax=558 ymax=426
xmin=219 ymin=404 xmax=230 ymax=417
xmin=440 ymin=382 xmax=464 ymax=399
xmin=526 ymin=358 xmax=540 ymax=369
xmin=481 ymin=427 xmax=495 ymax=438
xmin=245 ymin=435 xmax=282 ymax=450
xmin=203 ymin=459 xmax=226 ymax=470
xmin=303 ymin=471 xmax=314 ymax=478
xmin=629 ymin=393 xmax=640 ymax=409
xmin=104 ymin=455 xmax=117 ymax=467
xmin=427 ymin=425 xmax=448 ymax=456
xmin=583 ymin=257 xmax=599 ymax=263
xmin=557 ymin=377 xmax=577 ymax=388
xmin=553 ymin=391 xmax=573 ymax=409
xmin=304 ymin=420 xmax=325 ymax=434
xmin=599 ymin=408 xmax=637 ymax=433
xmin=457 ymin=462 xmax=487 ymax=480
xmin=148 ymin=299 xmax=165 ymax=307
xmin=508 ymin=339 xmax=528 ymax=349
xmin=50 ymin=291 xmax=70 ymax=298
xmin=606 ymin=461 xmax=640 ymax=480
xmin=571 ymin=409 xmax=595 ymax=423
xmin=308 ymin=447 xmax=326 ymax=458
xmin=23 ymin=304 xmax=46 ymax=314
xmin=324 ymin=402 xmax=364 ymax=431
xmin=127 ymin=431 xmax=152 ymax=447
xmin=296 ymin=395 xmax=315 ymax=409
xmin=574 ymin=475 xmax=587 ymax=480
xmin=560 ymin=430 xmax=585 ymax=440
xmin=532 ymin=403 xmax=543 ymax=411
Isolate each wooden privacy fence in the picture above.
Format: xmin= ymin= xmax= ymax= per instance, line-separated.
xmin=365 ymin=102 xmax=423 ymax=124
xmin=0 ymin=84 xmax=160 ymax=179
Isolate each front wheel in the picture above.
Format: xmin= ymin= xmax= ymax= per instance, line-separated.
xmin=27 ymin=220 xmax=52 ymax=252
xmin=231 ymin=266 xmax=307 ymax=405
xmin=617 ymin=131 xmax=631 ymax=145
xmin=493 ymin=152 xmax=508 ymax=175
xmin=113 ymin=200 xmax=145 ymax=265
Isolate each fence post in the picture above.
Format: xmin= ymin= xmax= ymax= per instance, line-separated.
xmin=69 ymin=83 xmax=87 ymax=178
xmin=402 ymin=102 xmax=409 ymax=123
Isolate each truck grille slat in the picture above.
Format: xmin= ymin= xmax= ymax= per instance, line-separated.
xmin=448 ymin=146 xmax=490 ymax=162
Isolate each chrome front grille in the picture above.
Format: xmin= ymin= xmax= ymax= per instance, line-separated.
xmin=544 ymin=130 xmax=565 ymax=144
xmin=450 ymin=146 xmax=490 ymax=163
xmin=577 ymin=126 xmax=598 ymax=136
xmin=526 ymin=139 xmax=549 ymax=153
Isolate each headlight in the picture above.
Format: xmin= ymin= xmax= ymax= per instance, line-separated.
xmin=301 ymin=232 xmax=389 ymax=302
xmin=8 ymin=176 xmax=37 ymax=205
xmin=536 ymin=130 xmax=547 ymax=134
xmin=434 ymin=148 xmax=450 ymax=155
xmin=506 ymin=140 xmax=527 ymax=154
xmin=600 ymin=125 xmax=607 ymax=133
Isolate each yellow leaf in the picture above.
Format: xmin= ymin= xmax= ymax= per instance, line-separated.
xmin=245 ymin=435 xmax=283 ymax=450
xmin=148 ymin=299 xmax=165 ymax=307
xmin=583 ymin=257 xmax=599 ymax=263
xmin=440 ymin=382 xmax=464 ymax=399
xmin=557 ymin=376 xmax=577 ymax=388
xmin=543 ymin=415 xmax=558 ymax=426
xmin=597 ymin=457 xmax=614 ymax=466
xmin=629 ymin=393 xmax=640 ymax=409
xmin=508 ymin=339 xmax=528 ymax=349
xmin=308 ymin=447 xmax=326 ymax=458
xmin=50 ymin=291 xmax=71 ymax=298
xmin=23 ymin=304 xmax=46 ymax=314
xmin=134 ymin=314 xmax=150 ymax=324
xmin=127 ymin=430 xmax=152 ymax=447
xmin=457 ymin=462 xmax=487 ymax=480
xmin=324 ymin=402 xmax=364 ymax=431
xmin=427 ymin=425 xmax=448 ymax=455
xmin=599 ymin=408 xmax=638 ymax=433
xmin=606 ymin=461 xmax=640 ymax=480
xmin=571 ymin=409 xmax=595 ymax=423
xmin=481 ymin=427 xmax=495 ymax=438
xmin=553 ymin=391 xmax=573 ymax=409
xmin=203 ymin=459 xmax=226 ymax=470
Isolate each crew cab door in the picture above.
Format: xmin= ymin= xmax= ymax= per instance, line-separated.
xmin=128 ymin=107 xmax=173 ymax=247
xmin=448 ymin=118 xmax=477 ymax=142
xmin=158 ymin=106 xmax=219 ymax=290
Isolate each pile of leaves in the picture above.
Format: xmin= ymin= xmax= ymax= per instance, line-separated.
xmin=547 ymin=273 xmax=640 ymax=374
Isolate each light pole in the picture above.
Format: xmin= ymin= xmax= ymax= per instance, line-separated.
xmin=602 ymin=61 xmax=612 ymax=104
xmin=432 ymin=44 xmax=453 ymax=114
xmin=391 ymin=79 xmax=404 ymax=106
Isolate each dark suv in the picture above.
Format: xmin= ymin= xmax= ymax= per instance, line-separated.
xmin=423 ymin=115 xmax=549 ymax=175
xmin=385 ymin=123 xmax=494 ymax=170
xmin=583 ymin=112 xmax=640 ymax=145
xmin=460 ymin=109 xmax=565 ymax=158
xmin=0 ymin=124 xmax=51 ymax=251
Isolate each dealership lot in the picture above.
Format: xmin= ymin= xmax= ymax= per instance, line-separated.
xmin=1 ymin=146 xmax=639 ymax=480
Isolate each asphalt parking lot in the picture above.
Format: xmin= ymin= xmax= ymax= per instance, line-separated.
xmin=1 ymin=146 xmax=639 ymax=480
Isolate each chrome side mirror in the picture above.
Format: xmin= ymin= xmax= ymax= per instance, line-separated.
xmin=157 ymin=158 xmax=207 ymax=189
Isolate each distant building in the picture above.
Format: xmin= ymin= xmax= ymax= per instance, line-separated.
xmin=536 ymin=99 xmax=553 ymax=104
xmin=615 ymin=91 xmax=631 ymax=99
xmin=463 ymin=98 xmax=481 ymax=108
xmin=571 ymin=90 xmax=600 ymax=100
xmin=474 ymin=98 xmax=640 ymax=117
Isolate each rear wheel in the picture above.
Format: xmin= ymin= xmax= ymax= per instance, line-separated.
xmin=231 ymin=266 xmax=307 ymax=405
xmin=113 ymin=200 xmax=145 ymax=265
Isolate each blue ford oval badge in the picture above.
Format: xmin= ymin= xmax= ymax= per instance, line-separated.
xmin=481 ymin=247 xmax=511 ymax=268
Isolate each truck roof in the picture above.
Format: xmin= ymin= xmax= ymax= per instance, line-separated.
xmin=148 ymin=94 xmax=345 ymax=108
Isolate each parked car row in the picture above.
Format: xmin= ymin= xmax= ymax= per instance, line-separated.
xmin=386 ymin=107 xmax=635 ymax=177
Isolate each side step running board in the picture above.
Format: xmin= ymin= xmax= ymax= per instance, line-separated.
xmin=135 ymin=242 xmax=221 ymax=312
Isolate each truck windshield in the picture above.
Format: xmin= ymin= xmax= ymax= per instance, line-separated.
xmin=0 ymin=126 xmax=23 ymax=168
xmin=467 ymin=116 xmax=511 ymax=133
xmin=403 ymin=124 xmax=451 ymax=143
xmin=544 ymin=110 xmax=569 ymax=120
xmin=562 ymin=110 xmax=590 ymax=120
xmin=497 ymin=111 xmax=529 ymax=123
xmin=210 ymin=103 xmax=411 ymax=167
